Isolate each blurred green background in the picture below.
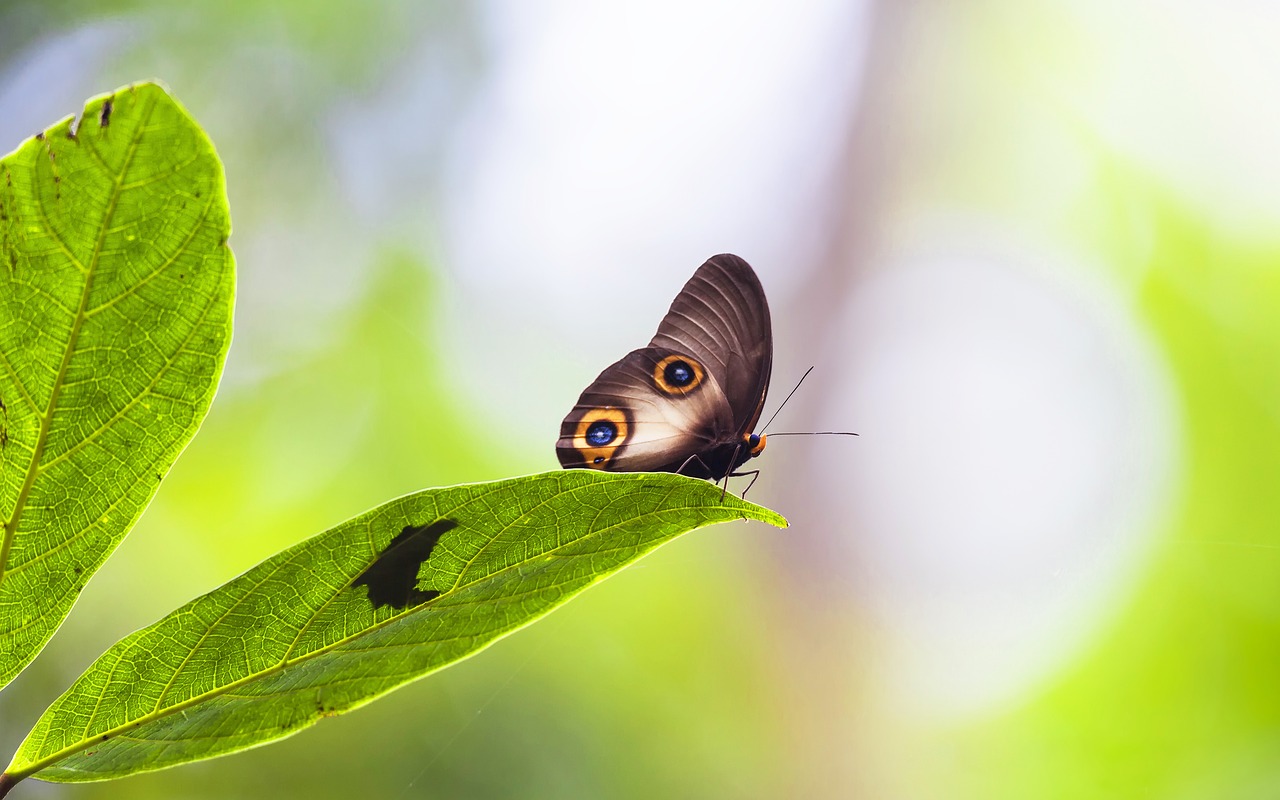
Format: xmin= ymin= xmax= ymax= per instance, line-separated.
xmin=2 ymin=1 xmax=1278 ymax=798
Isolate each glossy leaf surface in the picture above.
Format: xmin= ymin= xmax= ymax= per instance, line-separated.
xmin=0 ymin=83 xmax=235 ymax=689
xmin=5 ymin=471 xmax=784 ymax=783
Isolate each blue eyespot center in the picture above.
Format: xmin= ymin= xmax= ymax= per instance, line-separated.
xmin=586 ymin=420 xmax=617 ymax=447
xmin=664 ymin=360 xmax=694 ymax=387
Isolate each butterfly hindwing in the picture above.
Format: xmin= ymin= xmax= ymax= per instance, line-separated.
xmin=556 ymin=347 xmax=735 ymax=472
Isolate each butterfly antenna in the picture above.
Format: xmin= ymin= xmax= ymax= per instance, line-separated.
xmin=765 ymin=431 xmax=859 ymax=437
xmin=760 ymin=366 xmax=815 ymax=434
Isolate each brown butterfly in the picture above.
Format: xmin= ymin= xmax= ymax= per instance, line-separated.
xmin=556 ymin=254 xmax=774 ymax=484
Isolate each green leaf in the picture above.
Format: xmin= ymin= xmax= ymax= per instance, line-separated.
xmin=3 ymin=471 xmax=784 ymax=785
xmin=0 ymin=83 xmax=235 ymax=689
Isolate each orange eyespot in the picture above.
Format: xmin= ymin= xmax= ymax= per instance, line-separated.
xmin=652 ymin=354 xmax=704 ymax=395
xmin=573 ymin=408 xmax=629 ymax=468
xmin=744 ymin=433 xmax=766 ymax=456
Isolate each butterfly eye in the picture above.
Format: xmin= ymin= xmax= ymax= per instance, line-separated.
xmin=652 ymin=354 xmax=705 ymax=395
xmin=744 ymin=433 xmax=766 ymax=456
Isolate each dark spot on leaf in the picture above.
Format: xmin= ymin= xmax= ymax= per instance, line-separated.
xmin=100 ymin=98 xmax=113 ymax=127
xmin=354 ymin=519 xmax=458 ymax=610
xmin=100 ymin=735 xmax=109 ymax=741
xmin=73 ymin=567 xmax=82 ymax=575
xmin=34 ymin=132 xmax=44 ymax=141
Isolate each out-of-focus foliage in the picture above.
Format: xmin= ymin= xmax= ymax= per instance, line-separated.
xmin=0 ymin=2 xmax=453 ymax=85
xmin=932 ymin=183 xmax=1280 ymax=800
xmin=0 ymin=83 xmax=233 ymax=690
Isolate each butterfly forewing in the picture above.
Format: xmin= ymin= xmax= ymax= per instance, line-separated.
xmin=648 ymin=254 xmax=772 ymax=434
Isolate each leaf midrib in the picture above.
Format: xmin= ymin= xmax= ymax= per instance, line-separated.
xmin=15 ymin=496 xmax=769 ymax=778
xmin=5 ymin=293 xmax=223 ymax=586
xmin=0 ymin=95 xmax=154 ymax=590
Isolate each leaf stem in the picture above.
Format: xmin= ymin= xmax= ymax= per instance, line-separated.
xmin=0 ymin=771 xmax=19 ymax=798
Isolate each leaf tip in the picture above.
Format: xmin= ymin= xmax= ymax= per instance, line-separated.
xmin=760 ymin=509 xmax=789 ymax=529
xmin=723 ymin=498 xmax=787 ymax=530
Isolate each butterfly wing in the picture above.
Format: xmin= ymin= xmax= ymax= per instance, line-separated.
xmin=556 ymin=347 xmax=736 ymax=472
xmin=647 ymin=254 xmax=772 ymax=434
xmin=556 ymin=254 xmax=772 ymax=477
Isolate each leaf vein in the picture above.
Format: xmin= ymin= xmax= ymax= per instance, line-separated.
xmin=0 ymin=92 xmax=157 ymax=588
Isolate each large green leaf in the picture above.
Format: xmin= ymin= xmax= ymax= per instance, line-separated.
xmin=1 ymin=471 xmax=784 ymax=787
xmin=0 ymin=83 xmax=234 ymax=689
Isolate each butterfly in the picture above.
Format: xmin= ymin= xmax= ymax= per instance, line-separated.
xmin=556 ymin=254 xmax=774 ymax=486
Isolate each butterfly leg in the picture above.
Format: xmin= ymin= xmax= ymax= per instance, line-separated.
xmin=675 ymin=453 xmax=713 ymax=476
xmin=717 ymin=443 xmax=747 ymax=502
xmin=728 ymin=470 xmax=761 ymax=498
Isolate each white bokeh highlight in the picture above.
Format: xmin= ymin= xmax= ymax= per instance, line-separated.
xmin=820 ymin=246 xmax=1180 ymax=719
xmin=435 ymin=0 xmax=870 ymax=459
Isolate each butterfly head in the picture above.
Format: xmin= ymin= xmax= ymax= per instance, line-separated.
xmin=743 ymin=432 xmax=766 ymax=457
